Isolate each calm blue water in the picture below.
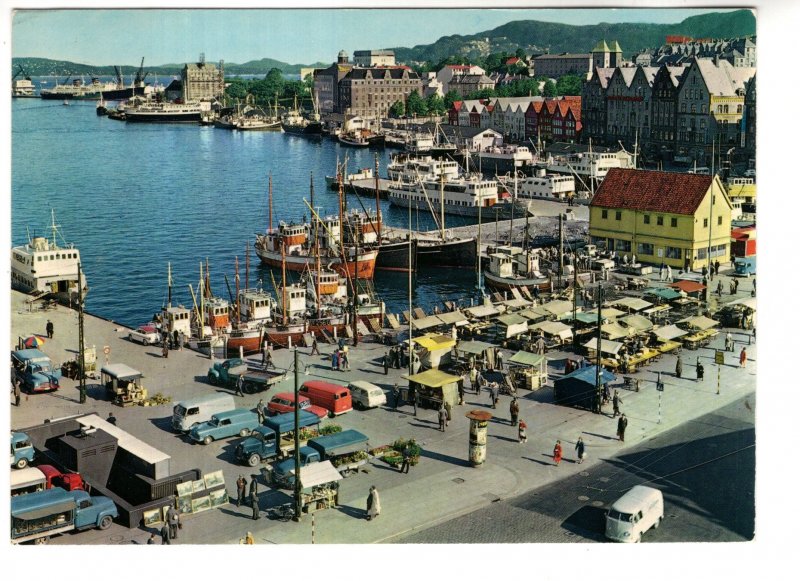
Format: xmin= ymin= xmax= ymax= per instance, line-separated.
xmin=11 ymin=98 xmax=480 ymax=327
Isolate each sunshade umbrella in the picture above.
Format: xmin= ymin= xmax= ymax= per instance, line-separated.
xmin=23 ymin=335 xmax=47 ymax=348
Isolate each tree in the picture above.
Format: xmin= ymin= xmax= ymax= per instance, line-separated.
xmin=389 ymin=100 xmax=405 ymax=118
xmin=406 ymin=90 xmax=428 ymax=117
xmin=556 ymin=74 xmax=584 ymax=97
xmin=542 ymin=79 xmax=557 ymax=98
xmin=426 ymin=93 xmax=445 ymax=116
xmin=225 ymin=78 xmax=248 ymax=101
xmin=465 ymin=88 xmax=496 ymax=101
xmin=443 ymin=89 xmax=461 ymax=111
xmin=515 ymin=48 xmax=528 ymax=61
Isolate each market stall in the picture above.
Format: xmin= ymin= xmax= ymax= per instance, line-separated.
xmin=495 ymin=313 xmax=530 ymax=340
xmin=287 ymin=460 xmax=342 ymax=514
xmin=529 ymin=320 xmax=573 ymax=348
xmin=452 ymin=340 xmax=498 ymax=371
xmin=403 ymin=369 xmax=462 ymax=409
xmin=678 ymin=315 xmax=720 ymax=349
xmin=507 ymin=351 xmax=548 ymax=390
xmin=554 ymin=365 xmax=616 ymax=410
xmin=406 ymin=333 xmax=456 ymax=369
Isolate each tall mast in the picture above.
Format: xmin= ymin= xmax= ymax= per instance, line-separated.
xmin=594 ymin=286 xmax=603 ymax=414
xmin=439 ymin=170 xmax=445 ymax=241
xmin=315 ymin=240 xmax=321 ymax=317
xmin=374 ymin=153 xmax=381 ymax=242
xmin=310 ymin=172 xmax=317 ymax=246
xmin=268 ymin=173 xmax=274 ymax=232
xmin=558 ymin=212 xmax=564 ymax=290
xmin=281 ymin=243 xmax=287 ymax=326
xmin=235 ymin=256 xmax=241 ymax=324
xmin=245 ymin=241 xmax=250 ymax=290
xmin=167 ymin=262 xmax=172 ymax=308
xmin=199 ymin=262 xmax=205 ymax=338
xmin=476 ymin=189 xmax=483 ymax=293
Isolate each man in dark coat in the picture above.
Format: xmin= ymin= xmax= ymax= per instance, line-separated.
xmin=676 ymin=356 xmax=683 ymax=378
xmin=160 ymin=523 xmax=171 ymax=545
xmin=438 ymin=404 xmax=447 ymax=431
xmin=167 ymin=504 xmax=180 ymax=539
xmin=383 ymin=352 xmax=389 ymax=375
xmin=399 ymin=444 xmax=411 ymax=473
xmin=236 ymin=474 xmax=247 ymax=507
xmin=510 ymin=398 xmax=520 ymax=426
xmin=13 ymin=379 xmax=22 ymax=407
xmin=251 ymin=488 xmax=259 ymax=520
xmin=46 ymin=320 xmax=54 ymax=339
xmin=617 ymin=414 xmax=628 ymax=442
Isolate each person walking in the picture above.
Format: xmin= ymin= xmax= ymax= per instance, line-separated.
xmin=256 ymin=399 xmax=266 ymax=424
xmin=366 ymin=485 xmax=381 ymax=521
xmin=491 ymin=383 xmax=499 ymax=409
xmin=510 ymin=398 xmax=520 ymax=426
xmin=236 ymin=474 xmax=247 ymax=507
xmin=675 ymin=355 xmax=683 ymax=378
xmin=13 ymin=379 xmax=22 ymax=407
xmin=444 ymin=400 xmax=452 ymax=426
xmin=310 ymin=337 xmax=319 ymax=355
xmin=696 ymin=358 xmax=704 ymax=381
xmin=178 ymin=331 xmax=185 ymax=351
xmin=612 ymin=390 xmax=621 ymax=418
xmin=518 ymin=419 xmax=528 ymax=443
xmin=261 ymin=341 xmax=269 ymax=367
xmin=553 ymin=440 xmax=563 ymax=466
xmin=160 ymin=523 xmax=171 ymax=545
xmin=331 ymin=350 xmax=338 ymax=371
xmin=265 ymin=348 xmax=274 ymax=370
xmin=173 ymin=330 xmax=179 ymax=352
xmin=250 ymin=488 xmax=259 ymax=520
xmin=45 ymin=320 xmax=54 ymax=339
xmin=496 ymin=350 xmax=504 ymax=370
xmin=383 ymin=352 xmax=389 ymax=375
xmin=162 ymin=342 xmax=169 ymax=358
xmin=235 ymin=374 xmax=244 ymax=397
xmin=617 ymin=414 xmax=628 ymax=442
xmin=457 ymin=379 xmax=465 ymax=405
xmin=575 ymin=437 xmax=586 ymax=464
xmin=392 ymin=383 xmax=400 ymax=410
xmin=716 ymin=280 xmax=723 ymax=297
xmin=739 ymin=347 xmax=747 ymax=368
xmin=725 ymin=331 xmax=734 ymax=352
xmin=438 ymin=403 xmax=447 ymax=431
xmin=167 ymin=504 xmax=180 ymax=540
xmin=107 ymin=412 xmax=117 ymax=426
xmin=399 ymin=444 xmax=411 ymax=474
xmin=729 ymin=280 xmax=736 ymax=295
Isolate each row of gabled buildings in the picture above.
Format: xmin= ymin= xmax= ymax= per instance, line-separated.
xmin=447 ymin=96 xmax=582 ymax=144
xmin=582 ymin=57 xmax=756 ymax=165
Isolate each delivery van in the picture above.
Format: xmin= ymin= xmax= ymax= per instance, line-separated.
xmin=172 ymin=393 xmax=236 ymax=432
xmin=299 ymin=380 xmax=353 ymax=416
xmin=11 ymin=467 xmax=47 ymax=496
xmin=348 ymin=380 xmax=387 ymax=410
xmin=605 ymin=485 xmax=664 ymax=543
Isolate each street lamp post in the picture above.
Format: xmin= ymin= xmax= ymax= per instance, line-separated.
xmin=293 ymin=348 xmax=302 ymax=521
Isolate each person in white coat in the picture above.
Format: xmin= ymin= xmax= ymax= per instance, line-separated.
xmin=366 ymin=486 xmax=381 ymax=521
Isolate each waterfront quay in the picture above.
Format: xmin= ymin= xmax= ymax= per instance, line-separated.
xmin=10 ymin=256 xmax=756 ymax=545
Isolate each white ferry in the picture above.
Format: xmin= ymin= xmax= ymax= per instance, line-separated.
xmin=124 ymin=99 xmax=211 ymax=123
xmin=500 ymin=170 xmax=576 ymax=201
xmin=542 ymin=149 xmax=633 ymax=182
xmin=11 ymin=211 xmax=88 ymax=304
xmin=387 ymin=154 xmax=461 ymax=183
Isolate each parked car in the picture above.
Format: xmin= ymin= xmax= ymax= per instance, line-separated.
xmin=188 ymin=409 xmax=260 ymax=445
xmin=267 ymin=392 xmax=327 ymax=419
xmin=128 ymin=325 xmax=160 ymax=345
xmin=348 ymin=380 xmax=387 ymax=410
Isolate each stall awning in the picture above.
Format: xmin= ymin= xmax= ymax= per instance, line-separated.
xmin=403 ymin=368 xmax=462 ymax=388
xmin=560 ymin=365 xmax=617 ymax=385
xmin=653 ymin=324 xmax=687 ymax=341
xmin=436 ymin=310 xmax=469 ymax=326
xmin=610 ymin=297 xmax=654 ymax=312
xmin=601 ymin=322 xmax=633 ymax=340
xmin=644 ymin=287 xmax=683 ymax=301
xmin=583 ymin=337 xmax=624 ymax=356
xmin=288 ymin=460 xmax=343 ymax=489
xmin=727 ymin=297 xmax=757 ymax=310
xmin=621 ymin=314 xmax=654 ymax=332
xmin=501 ymin=298 xmax=532 ymax=309
xmin=542 ymin=300 xmax=574 ymax=317
xmin=531 ymin=320 xmax=573 ymax=340
xmin=497 ymin=313 xmax=528 ymax=327
xmin=569 ymin=312 xmax=597 ymax=325
xmin=411 ymin=315 xmax=444 ymax=331
xmin=411 ymin=334 xmax=457 ymax=352
xmin=455 ymin=340 xmax=496 ymax=356
xmin=517 ymin=306 xmax=549 ymax=321
xmin=671 ymin=280 xmax=706 ymax=294
xmin=679 ymin=315 xmax=719 ymax=330
xmin=465 ymin=304 xmax=500 ymax=319
xmin=587 ymin=307 xmax=626 ymax=320
xmin=509 ymin=351 xmax=548 ymax=367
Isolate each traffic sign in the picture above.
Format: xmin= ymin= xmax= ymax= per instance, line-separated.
xmin=715 ymin=350 xmax=725 ymax=365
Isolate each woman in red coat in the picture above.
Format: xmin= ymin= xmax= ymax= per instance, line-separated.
xmin=553 ymin=440 xmax=563 ymax=466
xmin=739 ymin=347 xmax=747 ymax=368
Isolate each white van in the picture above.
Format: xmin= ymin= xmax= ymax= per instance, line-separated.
xmin=348 ymin=380 xmax=387 ymax=410
xmin=605 ymin=485 xmax=664 ymax=543
xmin=11 ymin=466 xmax=47 ymax=496
xmin=172 ymin=393 xmax=236 ymax=432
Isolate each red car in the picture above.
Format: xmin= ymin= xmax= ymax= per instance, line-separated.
xmin=267 ymin=392 xmax=327 ymax=419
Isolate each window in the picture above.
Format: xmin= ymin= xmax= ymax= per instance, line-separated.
xmin=601 ymin=209 xmax=608 ymax=219
xmin=657 ymin=216 xmax=664 ymax=226
xmin=666 ymin=246 xmax=682 ymax=259
xmin=615 ymin=240 xmax=631 ymax=252
xmin=671 ymin=217 xmax=678 ymax=227
xmin=703 ymin=218 xmax=708 ymax=228
xmin=615 ymin=211 xmax=622 ymax=221
xmin=697 ymin=247 xmax=708 ymax=260
xmin=718 ymin=216 xmax=723 ymax=226
xmin=637 ymin=242 xmax=654 ymax=255
xmin=643 ymin=215 xmax=650 ymax=225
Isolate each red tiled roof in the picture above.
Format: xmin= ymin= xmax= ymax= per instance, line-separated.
xmin=670 ymin=280 xmax=706 ymax=293
xmin=452 ymin=100 xmax=463 ymax=111
xmin=590 ymin=169 xmax=713 ymax=215
xmin=505 ymin=57 xmax=521 ymax=65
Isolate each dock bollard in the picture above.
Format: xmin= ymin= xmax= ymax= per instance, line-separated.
xmin=466 ymin=410 xmax=493 ymax=467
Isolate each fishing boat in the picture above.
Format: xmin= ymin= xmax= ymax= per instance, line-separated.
xmin=96 ymin=98 xmax=109 ymax=116
xmin=11 ymin=210 xmax=89 ymax=305
xmin=280 ymin=94 xmax=322 ymax=136
xmin=325 ymin=167 xmax=374 ymax=190
xmin=338 ymin=131 xmax=371 ymax=148
xmin=483 ymin=245 xmax=551 ymax=292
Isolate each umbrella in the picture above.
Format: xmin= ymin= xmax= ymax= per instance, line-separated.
xmin=23 ymin=335 xmax=47 ymax=348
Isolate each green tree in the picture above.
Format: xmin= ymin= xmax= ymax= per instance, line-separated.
xmin=515 ymin=48 xmax=528 ymax=61
xmin=556 ymin=74 xmax=584 ymax=96
xmin=542 ymin=79 xmax=557 ymax=98
xmin=426 ymin=93 xmax=445 ymax=116
xmin=389 ymin=100 xmax=405 ymax=118
xmin=443 ymin=89 xmax=461 ymax=110
xmin=406 ymin=90 xmax=428 ymax=117
xmin=225 ymin=78 xmax=249 ymax=102
xmin=465 ymin=88 xmax=496 ymax=100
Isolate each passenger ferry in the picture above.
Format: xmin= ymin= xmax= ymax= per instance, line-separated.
xmin=541 ymin=148 xmax=633 ymax=182
xmin=500 ymin=170 xmax=576 ymax=201
xmin=11 ymin=210 xmax=88 ymax=305
xmin=124 ymin=98 xmax=212 ymax=123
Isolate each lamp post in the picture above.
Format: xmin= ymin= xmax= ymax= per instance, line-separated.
xmin=78 ymin=263 xmax=86 ymax=404
xmin=293 ymin=348 xmax=302 ymax=521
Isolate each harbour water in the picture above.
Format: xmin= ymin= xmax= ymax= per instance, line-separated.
xmin=11 ymin=98 xmax=480 ymax=328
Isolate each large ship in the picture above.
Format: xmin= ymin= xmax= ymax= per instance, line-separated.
xmin=11 ymin=66 xmax=36 ymax=98
xmin=11 ymin=210 xmax=89 ymax=305
xmin=40 ymin=77 xmax=116 ymax=100
xmin=454 ymin=144 xmax=536 ymax=176
xmin=498 ymin=170 xmax=576 ymax=202
xmin=280 ymin=95 xmax=322 ymax=136
xmin=124 ymin=98 xmax=212 ymax=123
xmin=101 ymin=61 xmax=150 ymax=101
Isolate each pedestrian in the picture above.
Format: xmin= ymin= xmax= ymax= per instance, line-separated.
xmin=438 ymin=403 xmax=447 ymax=431
xmin=256 ymin=399 xmax=266 ymax=424
xmin=107 ymin=412 xmax=117 ymax=426
xmin=167 ymin=504 xmax=179 ymax=539
xmin=675 ymin=356 xmax=683 ymax=378
xmin=696 ymin=358 xmax=704 ymax=381
xmin=714 ymin=259 xmax=720 ymax=275
xmin=249 ymin=475 xmax=258 ymax=499
xmin=659 ymin=263 xmax=665 ymax=281
xmin=496 ymin=350 xmax=504 ymax=371
xmin=236 ymin=474 xmax=247 ymax=507
xmin=235 ymin=374 xmax=244 ymax=397
xmin=734 ymin=279 xmax=739 ymax=294
xmin=617 ymin=414 xmax=628 ymax=442
xmin=244 ymin=531 xmax=255 ymax=545
xmin=535 ymin=335 xmax=546 ymax=355
xmin=612 ymin=390 xmax=621 ymax=417
xmin=457 ymin=379 xmax=465 ymax=405
xmin=701 ymin=265 xmax=708 ymax=278
xmin=603 ymin=383 xmax=611 ymax=405
xmin=518 ymin=419 xmax=528 ymax=443
xmin=399 ymin=444 xmax=411 ymax=473
xmin=311 ymin=337 xmax=319 ymax=355
xmin=469 ymin=368 xmax=478 ymax=393
xmin=173 ymin=330 xmax=179 ymax=351
xmin=444 ymin=400 xmax=452 ymax=426
xmin=666 ymin=265 xmax=672 ymax=282
xmin=160 ymin=523 xmax=170 ymax=545
xmin=261 ymin=341 xmax=269 ymax=367
xmin=716 ymin=280 xmax=723 ymax=297
xmin=46 ymin=320 xmax=54 ymax=339
xmin=13 ymin=379 xmax=21 ymax=407
xmin=265 ymin=349 xmax=274 ymax=370
xmin=490 ymin=383 xmax=499 ymax=409
xmin=553 ymin=440 xmax=563 ymax=466
xmin=147 ymin=533 xmax=156 ymax=544
xmin=162 ymin=342 xmax=169 ymax=358
xmin=575 ymin=437 xmax=586 ymax=464
xmin=725 ymin=331 xmax=733 ymax=352
xmin=366 ymin=485 xmax=381 ymax=521
xmin=250 ymin=488 xmax=259 ymax=520
xmin=510 ymin=397 xmax=519 ymax=426
xmin=392 ymin=383 xmax=400 ymax=409
xmin=383 ymin=352 xmax=389 ymax=375
xmin=739 ymin=347 xmax=747 ymax=368
xmin=179 ymin=331 xmax=185 ymax=351
xmin=730 ymin=280 xmax=736 ymax=295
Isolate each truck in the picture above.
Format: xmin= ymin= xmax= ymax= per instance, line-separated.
xmin=38 ymin=464 xmax=86 ymax=491
xmin=101 ymin=363 xmax=148 ymax=406
xmin=235 ymin=410 xmax=322 ymax=467
xmin=11 ymin=348 xmax=61 ymax=394
xmin=11 ymin=488 xmax=118 ymax=544
xmin=11 ymin=431 xmax=35 ymax=469
xmin=207 ymin=357 xmax=287 ymax=394
xmin=271 ymin=429 xmax=369 ymax=487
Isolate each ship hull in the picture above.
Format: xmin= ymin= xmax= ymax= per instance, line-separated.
xmin=483 ymin=270 xmax=552 ymax=292
xmin=388 ymin=194 xmax=532 ymax=219
xmin=375 ymin=238 xmax=417 ymax=272
xmin=41 ymin=91 xmax=102 ymax=101
xmin=101 ymin=86 xmax=147 ymax=101
xmin=226 ymin=328 xmax=264 ymax=356
xmin=416 ymin=237 xmax=476 ymax=269
xmin=255 ymin=247 xmax=378 ymax=280
xmin=281 ymin=122 xmax=323 ymax=136
xmin=125 ymin=111 xmax=202 ymax=123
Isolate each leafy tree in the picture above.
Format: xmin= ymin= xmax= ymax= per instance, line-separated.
xmin=425 ymin=93 xmax=446 ymax=116
xmin=225 ymin=78 xmax=248 ymax=101
xmin=443 ymin=89 xmax=461 ymax=110
xmin=406 ymin=90 xmax=428 ymax=117
xmin=465 ymin=88 xmax=497 ymax=100
xmin=515 ymin=48 xmax=528 ymax=61
xmin=389 ymin=100 xmax=405 ymax=118
xmin=556 ymin=74 xmax=584 ymax=96
xmin=542 ymin=79 xmax=557 ymax=98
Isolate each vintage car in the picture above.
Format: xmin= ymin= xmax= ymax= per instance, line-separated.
xmin=128 ymin=324 xmax=161 ymax=345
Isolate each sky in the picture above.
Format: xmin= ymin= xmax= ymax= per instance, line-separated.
xmin=10 ymin=4 xmax=741 ymax=67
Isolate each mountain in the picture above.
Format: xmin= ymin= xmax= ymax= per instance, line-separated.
xmin=392 ymin=9 xmax=756 ymax=64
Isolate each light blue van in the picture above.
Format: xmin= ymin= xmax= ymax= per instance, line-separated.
xmin=189 ymin=408 xmax=260 ymax=445
xmin=11 ymin=431 xmax=35 ymax=469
